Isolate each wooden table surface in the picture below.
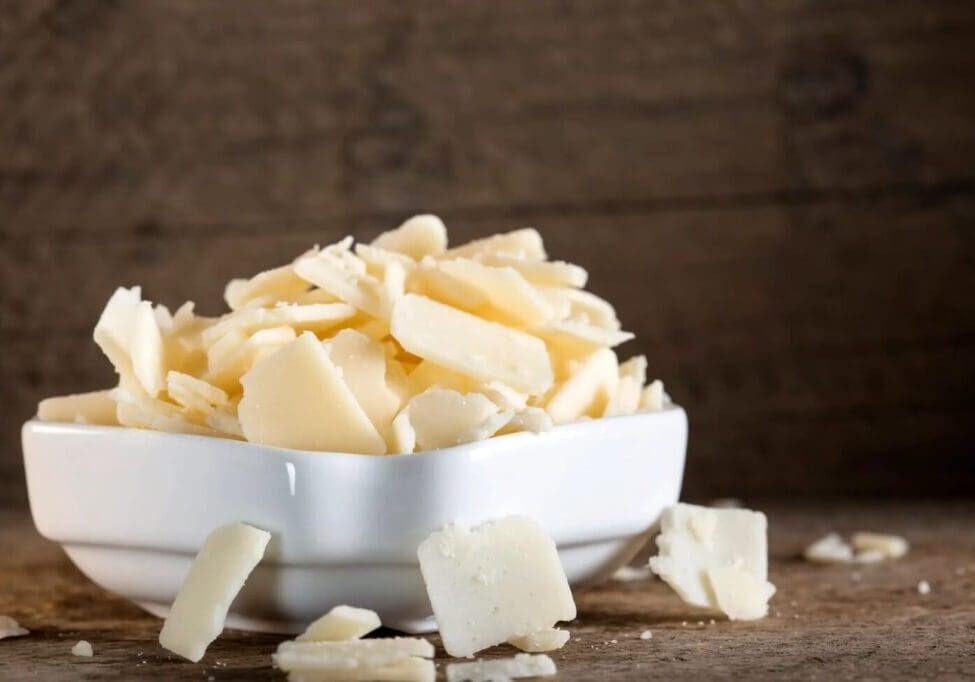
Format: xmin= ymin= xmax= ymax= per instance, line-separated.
xmin=1 ymin=500 xmax=973 ymax=681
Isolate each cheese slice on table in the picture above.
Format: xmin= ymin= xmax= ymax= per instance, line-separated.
xmin=405 ymin=388 xmax=510 ymax=451
xmin=238 ymin=332 xmax=387 ymax=454
xmin=480 ymin=254 xmax=588 ymax=289
xmin=224 ymin=264 xmax=309 ymax=311
xmin=325 ymin=330 xmax=402 ymax=440
xmin=274 ymin=638 xmax=434 ymax=671
xmin=803 ymin=533 xmax=854 ymax=564
xmin=436 ymin=259 xmax=554 ymax=327
xmin=648 ymin=503 xmax=775 ymax=620
xmin=417 ymin=516 xmax=576 ymax=658
xmin=371 ymin=214 xmax=448 ymax=260
xmin=544 ymin=348 xmax=619 ymax=424
xmin=508 ymin=627 xmax=570 ymax=652
xmin=286 ymin=657 xmax=435 ymax=682
xmin=296 ymin=605 xmax=381 ymax=642
xmin=850 ymin=532 xmax=909 ymax=560
xmin=446 ymin=654 xmax=557 ymax=682
xmin=159 ymin=522 xmax=271 ymax=662
xmin=0 ymin=615 xmax=29 ymax=639
xmin=442 ymin=228 xmax=546 ymax=262
xmin=37 ymin=390 xmax=118 ymax=425
xmin=391 ymin=294 xmax=553 ymax=396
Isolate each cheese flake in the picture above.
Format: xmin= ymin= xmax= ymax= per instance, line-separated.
xmin=446 ymin=654 xmax=557 ymax=682
xmin=285 ymin=656 xmax=435 ymax=682
xmin=371 ymin=214 xmax=448 ymax=260
xmin=37 ymin=390 xmax=118 ymax=425
xmin=325 ymin=330 xmax=402 ymax=441
xmin=296 ymin=606 xmax=382 ymax=643
xmin=391 ymin=295 xmax=553 ymax=395
xmin=480 ymin=254 xmax=587 ymax=288
xmin=224 ymin=264 xmax=309 ymax=311
xmin=649 ymin=503 xmax=772 ymax=617
xmin=274 ymin=638 xmax=434 ymax=671
xmin=0 ymin=615 xmax=29 ymax=639
xmin=508 ymin=627 xmax=570 ymax=652
xmin=239 ymin=332 xmax=386 ymax=453
xmin=850 ymin=532 xmax=909 ymax=560
xmin=437 ymin=258 xmax=554 ymax=327
xmin=159 ymin=522 xmax=271 ymax=662
xmin=803 ymin=533 xmax=854 ymax=564
xmin=443 ymin=228 xmax=546 ymax=262
xmin=417 ymin=516 xmax=576 ymax=658
xmin=406 ymin=388 xmax=508 ymax=451
xmin=544 ymin=348 xmax=619 ymax=424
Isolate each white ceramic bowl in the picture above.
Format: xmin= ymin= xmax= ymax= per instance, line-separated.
xmin=22 ymin=408 xmax=687 ymax=634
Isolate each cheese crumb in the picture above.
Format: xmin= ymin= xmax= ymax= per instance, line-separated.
xmin=639 ymin=630 xmax=653 ymax=640
xmin=612 ymin=565 xmax=654 ymax=582
xmin=851 ymin=532 xmax=909 ymax=560
xmin=0 ymin=615 xmax=29 ymax=639
xmin=917 ymin=580 xmax=931 ymax=595
xmin=71 ymin=640 xmax=94 ymax=657
xmin=446 ymin=653 xmax=557 ymax=682
xmin=159 ymin=523 xmax=271 ymax=662
xmin=803 ymin=533 xmax=854 ymax=564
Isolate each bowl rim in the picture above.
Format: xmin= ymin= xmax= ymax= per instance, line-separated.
xmin=23 ymin=404 xmax=686 ymax=464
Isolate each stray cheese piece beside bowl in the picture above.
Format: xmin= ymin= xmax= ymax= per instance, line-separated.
xmin=22 ymin=218 xmax=687 ymax=633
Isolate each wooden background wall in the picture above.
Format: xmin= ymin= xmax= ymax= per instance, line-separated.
xmin=2 ymin=0 xmax=973 ymax=506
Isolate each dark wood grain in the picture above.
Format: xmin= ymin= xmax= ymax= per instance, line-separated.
xmin=2 ymin=0 xmax=974 ymax=503
xmin=1 ymin=501 xmax=973 ymax=680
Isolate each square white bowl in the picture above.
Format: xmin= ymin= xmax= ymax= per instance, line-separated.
xmin=22 ymin=407 xmax=686 ymax=633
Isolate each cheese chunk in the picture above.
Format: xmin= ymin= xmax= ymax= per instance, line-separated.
xmin=274 ymin=638 xmax=434 ymax=671
xmin=238 ymin=333 xmax=387 ymax=453
xmin=446 ymin=654 xmax=557 ymax=682
xmin=71 ymin=640 xmax=94 ymax=657
xmin=201 ymin=303 xmax=356 ymax=347
xmin=372 ymin=215 xmax=448 ymax=260
xmin=706 ymin=563 xmax=777 ymax=621
xmin=508 ymin=627 xmax=570 ymax=652
xmin=417 ymin=516 xmax=576 ymax=658
xmin=224 ymin=264 xmax=309 ymax=311
xmin=326 ymin=330 xmax=401 ymax=440
xmin=499 ymin=407 xmax=554 ymax=435
xmin=850 ymin=532 xmax=909 ymax=560
xmin=94 ymin=287 xmax=166 ymax=397
xmin=803 ymin=533 xmax=854 ymax=564
xmin=159 ymin=522 xmax=271 ymax=662
xmin=296 ymin=606 xmax=381 ymax=642
xmin=480 ymin=254 xmax=587 ymax=289
xmin=391 ymin=295 xmax=553 ymax=395
xmin=544 ymin=348 xmax=619 ymax=424
xmin=648 ymin=503 xmax=772 ymax=616
xmin=293 ymin=249 xmax=389 ymax=319
xmin=0 ymin=615 xmax=29 ymax=639
xmin=443 ymin=228 xmax=546 ymax=262
xmin=437 ymin=259 xmax=554 ymax=327
xmin=390 ymin=411 xmax=417 ymax=455
xmin=166 ymin=371 xmax=229 ymax=416
xmin=538 ymin=319 xmax=634 ymax=358
xmin=602 ymin=375 xmax=642 ymax=417
xmin=538 ymin=287 xmax=620 ymax=330
xmin=286 ymin=657 xmax=435 ymax=682
xmin=37 ymin=390 xmax=118 ymax=425
xmin=406 ymin=389 xmax=509 ymax=451
xmin=640 ymin=379 xmax=670 ymax=412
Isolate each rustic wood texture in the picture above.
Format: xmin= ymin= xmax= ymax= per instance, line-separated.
xmin=1 ymin=500 xmax=973 ymax=680
xmin=2 ymin=1 xmax=975 ymax=503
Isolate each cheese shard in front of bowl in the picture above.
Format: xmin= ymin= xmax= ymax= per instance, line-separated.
xmin=296 ymin=605 xmax=381 ymax=642
xmin=391 ymin=294 xmax=553 ymax=396
xmin=417 ymin=516 xmax=576 ymax=658
xmin=37 ymin=390 xmax=118 ymax=425
xmin=508 ymin=627 xmax=570 ymax=652
xmin=648 ymin=503 xmax=775 ymax=621
xmin=238 ymin=332 xmax=387 ymax=454
xmin=159 ymin=522 xmax=271 ymax=662
xmin=446 ymin=654 xmax=557 ymax=682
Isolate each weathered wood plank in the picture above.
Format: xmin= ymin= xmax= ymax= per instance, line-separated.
xmin=2 ymin=1 xmax=974 ymax=234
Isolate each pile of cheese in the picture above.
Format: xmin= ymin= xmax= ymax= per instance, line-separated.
xmin=39 ymin=215 xmax=670 ymax=454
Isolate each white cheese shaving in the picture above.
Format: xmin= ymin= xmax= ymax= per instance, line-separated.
xmin=446 ymin=654 xmax=557 ymax=682
xmin=296 ymin=606 xmax=381 ymax=642
xmin=285 ymin=656 xmax=435 ymax=682
xmin=371 ymin=214 xmax=448 ymax=260
xmin=803 ymin=533 xmax=854 ymax=564
xmin=850 ymin=532 xmax=909 ymax=560
xmin=405 ymin=388 xmax=509 ymax=451
xmin=274 ymin=638 xmax=434 ymax=671
xmin=159 ymin=523 xmax=271 ymax=662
